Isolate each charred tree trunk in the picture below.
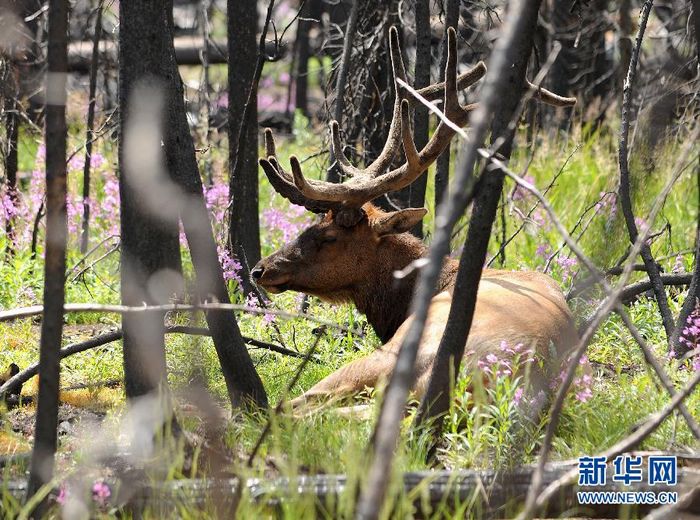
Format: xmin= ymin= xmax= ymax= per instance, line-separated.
xmin=671 ymin=1 xmax=700 ymax=354
xmin=80 ymin=0 xmax=104 ymax=253
xmin=618 ymin=0 xmax=632 ymax=93
xmin=327 ymin=0 xmax=361 ymax=184
xmin=415 ymin=0 xmax=542 ymax=434
xmin=25 ymin=0 xmax=69 ymax=513
xmin=407 ymin=0 xmax=431 ymax=238
xmin=228 ymin=0 xmax=261 ymax=271
xmin=434 ymin=0 xmax=460 ymax=213
xmin=294 ymin=0 xmax=316 ymax=116
xmin=165 ymin=4 xmax=268 ymax=409
xmin=3 ymin=63 xmax=19 ymax=254
xmin=119 ymin=0 xmax=182 ymax=400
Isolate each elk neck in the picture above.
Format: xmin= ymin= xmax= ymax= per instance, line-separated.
xmin=350 ymin=231 xmax=458 ymax=343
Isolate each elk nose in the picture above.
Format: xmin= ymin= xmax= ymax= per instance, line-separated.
xmin=251 ymin=265 xmax=265 ymax=280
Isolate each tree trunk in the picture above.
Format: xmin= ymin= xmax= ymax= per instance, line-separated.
xmin=407 ymin=0 xmax=431 ymax=238
xmin=119 ymin=0 xmax=182 ymax=400
xmin=25 ymin=0 xmax=69 ymax=513
xmin=671 ymin=0 xmax=700 ymax=353
xmin=327 ymin=0 xmax=361 ymax=184
xmin=228 ymin=0 xmax=261 ymax=270
xmin=294 ymin=0 xmax=316 ymax=116
xmin=3 ymin=63 xmax=19 ymax=254
xmin=80 ymin=0 xmax=104 ymax=253
xmin=434 ymin=0 xmax=460 ymax=213
xmin=165 ymin=4 xmax=268 ymax=409
xmin=415 ymin=0 xmax=543 ymax=433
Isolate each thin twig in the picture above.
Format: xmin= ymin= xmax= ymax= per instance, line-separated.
xmin=0 ymin=326 xmax=318 ymax=399
xmin=617 ymin=0 xmax=675 ymax=344
xmin=69 ymin=242 xmax=120 ymax=282
xmin=66 ymin=234 xmax=120 ymax=277
xmin=0 ymin=302 xmax=363 ymax=336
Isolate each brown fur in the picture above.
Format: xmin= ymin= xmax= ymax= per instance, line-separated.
xmin=252 ymin=203 xmax=578 ymax=409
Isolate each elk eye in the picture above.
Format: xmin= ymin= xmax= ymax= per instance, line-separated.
xmin=321 ymin=235 xmax=337 ymax=244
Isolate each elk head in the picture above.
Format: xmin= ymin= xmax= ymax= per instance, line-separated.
xmin=252 ymin=27 xmax=575 ymax=305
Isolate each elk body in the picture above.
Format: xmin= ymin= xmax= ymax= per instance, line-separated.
xmin=252 ymin=28 xmax=578 ymax=411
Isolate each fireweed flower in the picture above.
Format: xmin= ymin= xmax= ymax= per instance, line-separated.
xmin=56 ymin=485 xmax=68 ymax=505
xmin=94 ymin=176 xmax=121 ymax=238
xmin=513 ymin=387 xmax=524 ymax=404
xmin=551 ymin=353 xmax=594 ymax=402
xmin=556 ymin=255 xmax=578 ymax=283
xmin=477 ymin=341 xmax=534 ymax=378
xmin=92 ymin=480 xmax=111 ymax=505
xmin=535 ymin=243 xmax=551 ymax=261
xmin=511 ymin=175 xmax=536 ymax=201
xmin=594 ymin=191 xmax=617 ymax=221
xmin=679 ymin=307 xmax=700 ymax=371
xmin=263 ymin=204 xmax=308 ymax=244
xmin=245 ymin=292 xmax=276 ymax=324
xmin=217 ymin=246 xmax=243 ymax=285
xmin=0 ymin=187 xmax=20 ymax=228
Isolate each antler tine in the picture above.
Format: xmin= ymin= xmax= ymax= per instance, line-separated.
xmin=528 ymin=81 xmax=577 ymax=106
xmin=400 ymin=100 xmax=421 ymax=171
xmin=443 ymin=27 xmax=460 ymax=115
xmin=329 ymin=121 xmax=365 ymax=178
xmin=330 ymin=26 xmax=408 ymax=180
xmin=260 ymin=156 xmax=339 ymax=214
xmin=261 ymin=127 xmax=340 ymax=213
xmin=264 ymin=128 xmax=276 ymax=157
xmin=413 ymin=61 xmax=487 ymax=106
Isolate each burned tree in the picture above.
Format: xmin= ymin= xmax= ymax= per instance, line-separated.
xmin=25 ymin=0 xmax=69 ymax=513
xmin=119 ymin=0 xmax=182 ymax=400
xmin=228 ymin=0 xmax=261 ymax=271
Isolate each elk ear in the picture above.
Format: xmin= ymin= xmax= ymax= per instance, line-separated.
xmin=371 ymin=208 xmax=427 ymax=236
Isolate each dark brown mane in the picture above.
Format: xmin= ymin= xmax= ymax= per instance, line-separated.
xmin=348 ymin=228 xmax=458 ymax=342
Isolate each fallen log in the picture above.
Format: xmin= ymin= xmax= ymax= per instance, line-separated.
xmin=1 ymin=455 xmax=698 ymax=518
xmin=68 ymin=37 xmax=284 ymax=72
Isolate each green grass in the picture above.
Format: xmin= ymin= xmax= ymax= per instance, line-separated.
xmin=0 ymin=100 xmax=698 ymax=518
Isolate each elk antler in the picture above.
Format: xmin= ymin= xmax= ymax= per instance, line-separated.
xmin=260 ymin=26 xmax=576 ymax=226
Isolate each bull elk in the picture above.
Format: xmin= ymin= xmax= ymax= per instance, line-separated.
xmin=252 ymin=27 xmax=579 ymax=412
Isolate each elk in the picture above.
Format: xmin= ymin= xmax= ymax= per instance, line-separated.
xmin=252 ymin=27 xmax=579 ymax=411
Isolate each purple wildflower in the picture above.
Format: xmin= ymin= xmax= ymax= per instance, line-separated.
xmin=556 ymin=255 xmax=578 ymax=283
xmin=679 ymin=306 xmax=700 ymax=363
xmin=514 ymin=387 xmax=524 ymax=404
xmin=512 ymin=175 xmax=536 ymax=201
xmin=218 ymin=246 xmax=243 ymax=284
xmin=56 ymin=485 xmax=68 ymax=505
xmin=672 ymin=255 xmax=685 ymax=274
xmin=92 ymin=480 xmax=111 ymax=505
xmin=594 ymin=192 xmax=617 ymax=221
xmin=535 ymin=243 xmax=551 ymax=260
xmin=263 ymin=204 xmax=308 ymax=243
